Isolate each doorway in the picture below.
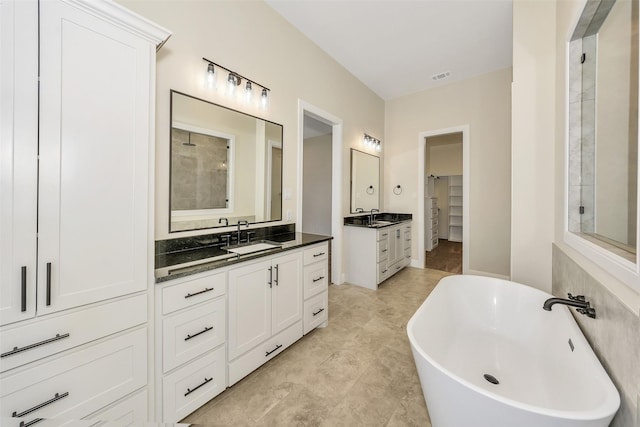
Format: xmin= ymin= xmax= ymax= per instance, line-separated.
xmin=417 ymin=126 xmax=470 ymax=274
xmin=298 ymin=101 xmax=344 ymax=284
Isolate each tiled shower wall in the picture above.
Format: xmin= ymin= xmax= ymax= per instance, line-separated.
xmin=552 ymin=244 xmax=640 ymax=427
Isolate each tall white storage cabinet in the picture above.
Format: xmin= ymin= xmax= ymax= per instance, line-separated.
xmin=448 ymin=175 xmax=463 ymax=242
xmin=0 ymin=0 xmax=169 ymax=424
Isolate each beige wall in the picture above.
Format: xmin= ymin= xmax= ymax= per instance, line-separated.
xmin=385 ymin=68 xmax=512 ymax=277
xmin=511 ymin=0 xmax=557 ymax=292
xmin=426 ymin=133 xmax=463 ymax=176
xmin=302 ymin=134 xmax=332 ymax=235
xmin=553 ymin=0 xmax=640 ymax=313
xmin=118 ymin=0 xmax=385 ymax=245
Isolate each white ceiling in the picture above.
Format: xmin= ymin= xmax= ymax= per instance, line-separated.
xmin=265 ymin=0 xmax=513 ymax=101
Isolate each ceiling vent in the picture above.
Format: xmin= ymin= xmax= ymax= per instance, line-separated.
xmin=431 ymin=71 xmax=450 ymax=81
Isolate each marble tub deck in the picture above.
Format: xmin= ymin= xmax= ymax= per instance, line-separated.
xmin=183 ymin=267 xmax=450 ymax=426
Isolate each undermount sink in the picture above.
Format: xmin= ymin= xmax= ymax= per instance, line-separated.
xmin=369 ymin=220 xmax=394 ymax=227
xmin=225 ymin=242 xmax=281 ymax=255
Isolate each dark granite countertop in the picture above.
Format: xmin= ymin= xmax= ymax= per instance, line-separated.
xmin=343 ymin=212 xmax=412 ymax=228
xmin=155 ymin=228 xmax=332 ymax=283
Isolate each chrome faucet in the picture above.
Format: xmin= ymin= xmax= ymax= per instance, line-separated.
xmin=369 ymin=208 xmax=380 ymax=224
xmin=236 ymin=220 xmax=249 ymax=243
xmin=543 ymin=293 xmax=596 ymax=318
xmin=355 ymin=207 xmax=365 ymax=213
xmin=219 ymin=217 xmax=228 ymax=226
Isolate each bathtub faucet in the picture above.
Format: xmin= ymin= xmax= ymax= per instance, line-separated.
xmin=543 ymin=293 xmax=596 ymax=318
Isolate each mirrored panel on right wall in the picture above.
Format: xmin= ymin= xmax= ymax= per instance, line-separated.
xmin=568 ymin=0 xmax=638 ymax=263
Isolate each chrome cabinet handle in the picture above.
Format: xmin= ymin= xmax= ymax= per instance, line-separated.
xmin=184 ymin=326 xmax=213 ymax=341
xmin=21 ymin=266 xmax=27 ymax=312
xmin=265 ymin=344 xmax=282 ymax=357
xmin=184 ymin=287 xmax=214 ymax=299
xmin=45 ymin=263 xmax=52 ymax=306
xmin=312 ymin=308 xmax=325 ymax=316
xmin=313 ymin=252 xmax=325 ymax=257
xmin=268 ymin=266 xmax=273 ymax=288
xmin=274 ymin=264 xmax=279 ymax=286
xmin=184 ymin=378 xmax=212 ymax=397
xmin=12 ymin=392 xmax=69 ymax=418
xmin=312 ymin=276 xmax=325 ymax=283
xmin=20 ymin=418 xmax=44 ymax=427
xmin=1 ymin=333 xmax=70 ymax=358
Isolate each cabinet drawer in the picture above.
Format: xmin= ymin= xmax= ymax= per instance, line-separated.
xmin=376 ymin=229 xmax=391 ymax=242
xmin=0 ymin=294 xmax=146 ymax=373
xmin=303 ymin=263 xmax=328 ymax=299
xmin=0 ymin=328 xmax=147 ymax=424
xmin=161 ymin=271 xmax=226 ymax=315
xmin=303 ymin=291 xmax=328 ymax=335
xmin=85 ymin=389 xmax=147 ymax=426
xmin=303 ymin=243 xmax=328 ymax=266
xmin=163 ymin=298 xmax=226 ymax=373
xmin=228 ymin=322 xmax=302 ymax=386
xmin=377 ymin=239 xmax=389 ymax=262
xmin=432 ymin=237 xmax=439 ymax=248
xmin=378 ymin=261 xmax=390 ymax=283
xmin=404 ymin=231 xmax=412 ymax=250
xmin=162 ymin=346 xmax=226 ymax=423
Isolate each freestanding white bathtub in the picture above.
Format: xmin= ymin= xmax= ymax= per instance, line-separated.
xmin=407 ymin=275 xmax=620 ymax=427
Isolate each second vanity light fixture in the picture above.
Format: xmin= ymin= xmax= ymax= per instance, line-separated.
xmin=363 ymin=133 xmax=382 ymax=152
xmin=203 ymin=57 xmax=270 ymax=109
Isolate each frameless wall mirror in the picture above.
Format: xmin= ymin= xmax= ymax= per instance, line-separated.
xmin=170 ymin=90 xmax=283 ymax=232
xmin=350 ymin=149 xmax=380 ymax=213
xmin=568 ymin=0 xmax=639 ymax=263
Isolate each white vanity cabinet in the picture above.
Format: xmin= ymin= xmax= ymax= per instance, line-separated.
xmin=227 ymin=251 xmax=303 ymax=385
xmin=156 ymin=271 xmax=227 ymax=423
xmin=344 ymin=221 xmax=412 ymax=289
xmin=0 ymin=0 xmax=169 ymax=424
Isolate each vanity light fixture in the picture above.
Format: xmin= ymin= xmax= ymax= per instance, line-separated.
xmin=363 ymin=133 xmax=382 ymax=152
xmin=206 ymin=63 xmax=216 ymax=88
xmin=202 ymin=57 xmax=270 ymax=109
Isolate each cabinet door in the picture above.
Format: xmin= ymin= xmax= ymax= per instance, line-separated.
xmin=271 ymin=252 xmax=302 ymax=335
xmin=37 ymin=1 xmax=154 ymax=313
xmin=0 ymin=0 xmax=38 ymax=326
xmin=387 ymin=225 xmax=401 ymax=266
xmin=228 ymin=259 xmax=272 ymax=360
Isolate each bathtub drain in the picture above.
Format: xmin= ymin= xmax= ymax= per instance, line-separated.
xmin=483 ymin=374 xmax=499 ymax=385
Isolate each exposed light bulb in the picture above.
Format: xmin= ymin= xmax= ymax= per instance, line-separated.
xmin=244 ymin=81 xmax=253 ymax=103
xmin=227 ymin=73 xmax=238 ymax=95
xmin=206 ymin=63 xmax=215 ymax=88
xmin=261 ymin=88 xmax=269 ymax=109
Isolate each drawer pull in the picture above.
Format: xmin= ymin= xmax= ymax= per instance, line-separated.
xmin=184 ymin=326 xmax=213 ymax=341
xmin=312 ymin=276 xmax=325 ymax=283
xmin=46 ymin=262 xmax=52 ymax=306
xmin=12 ymin=392 xmax=69 ymax=418
xmin=1 ymin=333 xmax=70 ymax=358
xmin=312 ymin=308 xmax=325 ymax=317
xmin=20 ymin=418 xmax=44 ymax=427
xmin=381 ymin=249 xmax=388 ymax=253
xmin=312 ymin=252 xmax=325 ymax=258
xmin=381 ymin=233 xmax=388 ymax=237
xmin=382 ymin=269 xmax=388 ymax=274
xmin=21 ymin=266 xmax=27 ymax=312
xmin=406 ymin=238 xmax=411 ymax=242
xmin=184 ymin=287 xmax=214 ymax=299
xmin=184 ymin=377 xmax=212 ymax=397
xmin=265 ymin=344 xmax=282 ymax=357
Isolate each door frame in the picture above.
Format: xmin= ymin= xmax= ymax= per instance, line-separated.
xmin=297 ymin=100 xmax=344 ymax=284
xmin=417 ymin=125 xmax=470 ymax=273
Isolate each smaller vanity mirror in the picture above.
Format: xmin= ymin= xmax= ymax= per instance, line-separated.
xmin=170 ymin=90 xmax=283 ymax=232
xmin=350 ymin=149 xmax=380 ymax=213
